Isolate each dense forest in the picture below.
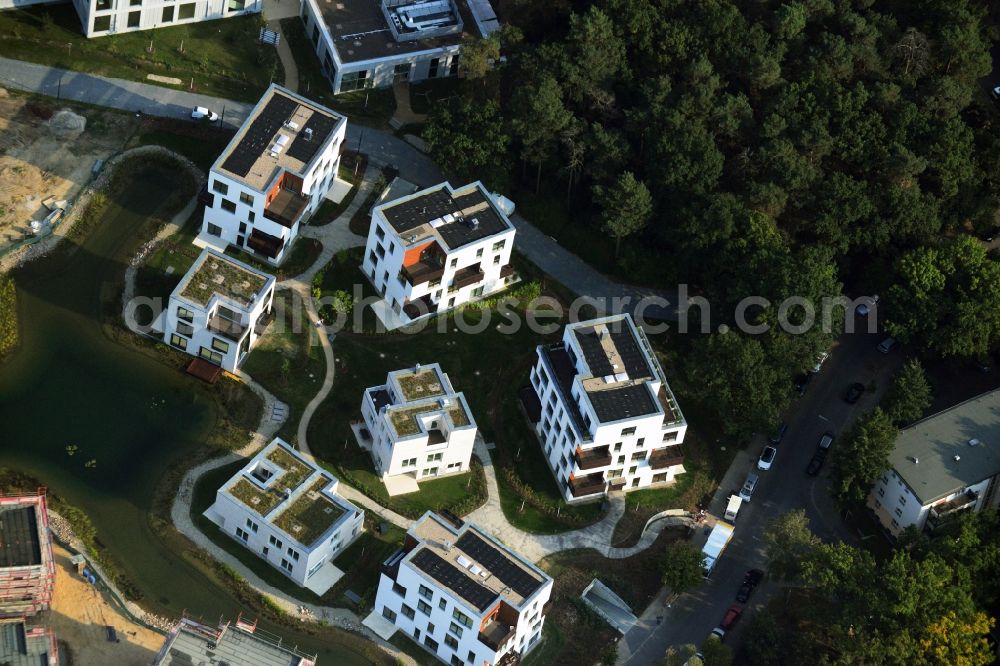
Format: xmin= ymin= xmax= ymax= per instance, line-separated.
xmin=425 ymin=0 xmax=1000 ymax=436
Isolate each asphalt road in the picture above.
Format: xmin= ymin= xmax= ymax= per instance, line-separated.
xmin=621 ymin=323 xmax=905 ymax=663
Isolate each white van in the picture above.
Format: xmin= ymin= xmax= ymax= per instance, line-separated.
xmin=724 ymin=495 xmax=742 ymax=522
xmin=739 ymin=473 xmax=759 ymax=502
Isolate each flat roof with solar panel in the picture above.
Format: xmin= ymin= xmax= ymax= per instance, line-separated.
xmin=564 ymin=314 xmax=685 ymax=424
xmin=404 ymin=512 xmax=550 ymax=611
xmin=215 ymin=84 xmax=346 ymax=192
xmin=375 ymin=181 xmax=514 ymax=251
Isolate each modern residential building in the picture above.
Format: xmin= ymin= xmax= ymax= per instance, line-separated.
xmin=867 ymin=389 xmax=1000 ymax=537
xmin=162 ymin=248 xmax=275 ymax=373
xmin=359 ymin=363 xmax=477 ymax=483
xmin=299 ymin=0 xmax=500 ymax=94
xmin=200 ymin=84 xmax=347 ymax=265
xmin=0 ymin=491 xmax=55 ymax=618
xmin=526 ymin=314 xmax=687 ymax=503
xmin=68 ymin=0 xmax=261 ymax=38
xmin=204 ymin=438 xmax=364 ymax=595
xmin=362 ymin=180 xmax=516 ymax=327
xmin=0 ymin=621 xmax=58 ymax=666
xmin=375 ymin=511 xmax=551 ymax=665
xmin=153 ymin=615 xmax=317 ymax=665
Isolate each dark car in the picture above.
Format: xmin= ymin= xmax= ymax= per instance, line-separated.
xmin=806 ymin=452 xmax=826 ymax=476
xmin=794 ymin=373 xmax=813 ymax=396
xmin=736 ymin=570 xmax=764 ymax=602
xmin=769 ymin=422 xmax=788 ymax=445
xmin=982 ymin=227 xmax=1000 ymax=242
xmin=844 ymin=382 xmax=864 ymax=404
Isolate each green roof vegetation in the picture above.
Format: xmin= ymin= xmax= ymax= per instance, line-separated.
xmin=179 ymin=252 xmax=268 ymax=309
xmin=396 ymin=368 xmax=446 ymax=401
xmin=388 ymin=400 xmax=470 ymax=436
xmin=273 ymin=477 xmax=345 ymax=546
xmin=228 ymin=446 xmax=312 ymax=515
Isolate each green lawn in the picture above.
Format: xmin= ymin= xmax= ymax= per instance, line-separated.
xmin=279 ymin=18 xmax=395 ymax=128
xmin=131 ymin=117 xmax=236 ymax=172
xmin=389 ymin=633 xmax=440 ymax=666
xmin=322 ymin=520 xmax=405 ymax=610
xmin=242 ymin=293 xmax=326 ymax=443
xmin=0 ymin=6 xmax=280 ymax=102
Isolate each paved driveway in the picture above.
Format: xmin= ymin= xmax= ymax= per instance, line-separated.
xmin=619 ymin=326 xmax=905 ymax=663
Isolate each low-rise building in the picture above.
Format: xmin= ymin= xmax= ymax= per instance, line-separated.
xmin=360 ymin=363 xmax=477 ymax=483
xmin=200 ymin=84 xmax=347 ymax=265
xmin=163 ymin=248 xmax=275 ymax=373
xmin=204 ymin=438 xmax=364 ymax=595
xmin=153 ymin=615 xmax=317 ymax=665
xmin=0 ymin=621 xmax=58 ymax=666
xmin=376 ymin=511 xmax=551 ymax=665
xmin=299 ymin=0 xmax=500 ymax=94
xmin=526 ymin=314 xmax=687 ymax=502
xmin=68 ymin=0 xmax=261 ymax=38
xmin=0 ymin=491 xmax=55 ymax=618
xmin=867 ymin=389 xmax=1000 ymax=537
xmin=362 ymin=180 xmax=516 ymax=327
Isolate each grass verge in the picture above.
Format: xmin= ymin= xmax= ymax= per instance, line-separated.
xmin=0 ymin=7 xmax=279 ymax=102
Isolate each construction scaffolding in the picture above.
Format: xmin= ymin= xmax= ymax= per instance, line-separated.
xmin=0 ymin=490 xmax=55 ymax=618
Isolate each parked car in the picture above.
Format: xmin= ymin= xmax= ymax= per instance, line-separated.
xmin=711 ymin=605 xmax=743 ymax=640
xmin=757 ymin=446 xmax=777 ymax=471
xmin=736 ymin=570 xmax=764 ymax=603
xmin=810 ymin=351 xmax=830 ymax=373
xmin=818 ymin=432 xmax=834 ymax=451
xmin=844 ymin=382 xmax=864 ymax=404
xmin=992 ymin=86 xmax=1000 ymax=101
xmin=191 ymin=106 xmax=220 ymax=122
xmin=806 ymin=452 xmax=826 ymax=476
xmin=738 ymin=473 xmax=759 ymax=503
xmin=982 ymin=227 xmax=1000 ymax=242
xmin=877 ymin=337 xmax=897 ymax=353
xmin=768 ymin=422 xmax=788 ymax=445
xmin=855 ymin=294 xmax=879 ymax=317
xmin=794 ymin=372 xmax=813 ymax=395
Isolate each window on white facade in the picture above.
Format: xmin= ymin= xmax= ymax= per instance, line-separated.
xmin=170 ymin=334 xmax=187 ymax=350
xmin=240 ymin=192 xmax=254 ymax=206
xmin=269 ymin=535 xmax=283 ymax=549
xmin=427 ymin=453 xmax=443 ymax=463
xmin=878 ymin=488 xmax=885 ymax=497
xmin=418 ymin=585 xmax=433 ymax=601
xmin=213 ymin=181 xmax=229 ymax=195
xmin=280 ymin=558 xmax=293 ymax=572
xmin=492 ymin=240 xmax=506 ymax=252
xmin=401 ymin=604 xmax=415 ymax=619
xmin=235 ymin=527 xmax=249 ymax=542
xmin=340 ymin=70 xmax=369 ymax=93
xmin=176 ymin=322 xmax=194 ymax=337
xmin=445 ymin=635 xmax=459 ymax=651
xmin=453 ymin=609 xmax=472 ymax=628
xmin=221 ymin=199 xmax=237 ymax=214
xmin=438 ymin=598 xmax=447 ymax=611
xmin=417 ymin=600 xmax=432 ymax=615
xmin=207 ymin=223 xmax=223 ymax=237
xmin=894 ymin=507 xmax=902 ymax=517
xmin=663 ymin=431 xmax=678 ymax=442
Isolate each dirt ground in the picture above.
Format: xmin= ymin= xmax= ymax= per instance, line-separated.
xmin=0 ymin=88 xmax=133 ymax=252
xmin=47 ymin=544 xmax=165 ymax=666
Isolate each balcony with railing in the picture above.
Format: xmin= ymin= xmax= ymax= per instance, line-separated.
xmin=926 ymin=490 xmax=979 ymax=531
xmin=452 ymin=263 xmax=485 ymax=290
xmin=402 ymin=261 xmax=445 ymax=287
xmin=264 ymin=189 xmax=309 ymax=228
xmin=499 ymin=263 xmax=516 ymax=280
xmin=479 ymin=621 xmax=515 ymax=652
xmin=648 ymin=446 xmax=684 ymax=470
xmin=568 ymin=472 xmax=607 ymax=499
xmin=402 ymin=294 xmax=436 ymax=321
xmin=208 ymin=314 xmax=247 ymax=341
xmin=575 ymin=445 xmax=612 ymax=471
xmin=254 ymin=309 xmax=274 ymax=335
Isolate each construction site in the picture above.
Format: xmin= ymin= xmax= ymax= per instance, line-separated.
xmin=0 ymin=88 xmax=133 ymax=257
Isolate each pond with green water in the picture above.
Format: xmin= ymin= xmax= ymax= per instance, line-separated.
xmin=0 ymin=161 xmax=380 ymax=664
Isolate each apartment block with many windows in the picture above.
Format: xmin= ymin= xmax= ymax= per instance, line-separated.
xmin=360 ymin=363 xmax=477 ymax=483
xmin=867 ymin=389 xmax=1000 ymax=538
xmin=200 ymin=84 xmax=347 ymax=265
xmin=204 ymin=438 xmax=364 ymax=595
xmin=162 ymin=248 xmax=275 ymax=373
xmin=69 ymin=0 xmax=261 ymax=37
xmin=376 ymin=511 xmax=551 ymax=666
xmin=526 ymin=314 xmax=687 ymax=502
xmin=362 ymin=181 xmax=517 ymax=328
xmin=300 ymin=0 xmax=500 ymax=94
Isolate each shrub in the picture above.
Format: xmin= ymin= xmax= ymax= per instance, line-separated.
xmin=0 ymin=275 xmax=18 ymax=359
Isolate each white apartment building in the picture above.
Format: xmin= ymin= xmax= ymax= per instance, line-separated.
xmin=163 ymin=248 xmax=275 ymax=373
xmin=205 ymin=438 xmax=364 ymax=595
xmin=300 ymin=0 xmax=500 ymax=94
xmin=527 ymin=314 xmax=687 ymax=502
xmin=375 ymin=511 xmax=551 ymax=665
xmin=200 ymin=84 xmax=347 ymax=266
xmin=68 ymin=0 xmax=260 ymax=37
xmin=362 ymin=181 xmax=516 ymax=328
xmin=867 ymin=389 xmax=1000 ymax=537
xmin=360 ymin=363 xmax=477 ymax=483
